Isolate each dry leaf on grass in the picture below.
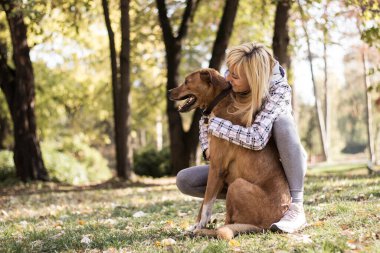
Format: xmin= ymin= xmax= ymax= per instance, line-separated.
xmin=51 ymin=231 xmax=65 ymax=240
xmin=312 ymin=221 xmax=324 ymax=227
xmin=132 ymin=211 xmax=146 ymax=218
xmin=155 ymin=238 xmax=176 ymax=247
xmin=180 ymin=221 xmax=190 ymax=229
xmin=284 ymin=233 xmax=313 ymax=244
xmin=228 ymin=239 xmax=240 ymax=247
xmin=81 ymin=235 xmax=92 ymax=245
xmin=164 ymin=220 xmax=175 ymax=229
xmin=19 ymin=220 xmax=28 ymax=228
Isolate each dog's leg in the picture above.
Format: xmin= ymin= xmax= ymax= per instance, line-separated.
xmin=194 ymin=164 xmax=225 ymax=230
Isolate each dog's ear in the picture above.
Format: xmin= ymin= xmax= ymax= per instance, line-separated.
xmin=199 ymin=69 xmax=212 ymax=84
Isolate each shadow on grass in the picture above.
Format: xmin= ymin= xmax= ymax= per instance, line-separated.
xmin=0 ymin=177 xmax=171 ymax=197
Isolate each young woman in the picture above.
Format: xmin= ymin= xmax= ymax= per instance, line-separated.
xmin=176 ymin=42 xmax=307 ymax=233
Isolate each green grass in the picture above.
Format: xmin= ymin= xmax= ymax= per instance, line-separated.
xmin=0 ymin=166 xmax=379 ymax=253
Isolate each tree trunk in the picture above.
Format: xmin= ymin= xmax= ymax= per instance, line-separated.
xmin=322 ymin=1 xmax=330 ymax=162
xmin=272 ymin=0 xmax=291 ymax=70
xmin=0 ymin=3 xmax=48 ymax=181
xmin=272 ymin=0 xmax=293 ymax=112
xmin=360 ymin=49 xmax=376 ymax=173
xmin=0 ymin=43 xmax=13 ymax=151
xmin=156 ymin=0 xmax=239 ymax=174
xmin=118 ymin=0 xmax=132 ymax=179
xmin=297 ymin=0 xmax=327 ymax=161
xmin=102 ymin=0 xmax=132 ymax=179
xmin=209 ymin=0 xmax=240 ymax=70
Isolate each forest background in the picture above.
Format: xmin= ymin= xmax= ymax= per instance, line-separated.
xmin=0 ymin=0 xmax=379 ymax=184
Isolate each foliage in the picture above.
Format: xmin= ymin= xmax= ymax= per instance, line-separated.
xmin=133 ymin=147 xmax=171 ymax=178
xmin=0 ymin=150 xmax=14 ymax=180
xmin=0 ymin=139 xmax=112 ymax=185
xmin=0 ymin=166 xmax=379 ymax=252
xmin=345 ymin=0 xmax=380 ymax=48
xmin=41 ymin=141 xmax=89 ymax=185
xmin=0 ymin=0 xmax=379 ymax=175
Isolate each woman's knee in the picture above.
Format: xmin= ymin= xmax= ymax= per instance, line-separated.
xmin=176 ymin=169 xmax=190 ymax=194
xmin=175 ymin=165 xmax=208 ymax=195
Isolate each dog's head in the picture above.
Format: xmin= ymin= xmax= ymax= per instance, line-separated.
xmin=168 ymin=68 xmax=228 ymax=112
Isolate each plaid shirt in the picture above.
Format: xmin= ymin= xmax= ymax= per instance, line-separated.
xmin=199 ymin=62 xmax=292 ymax=153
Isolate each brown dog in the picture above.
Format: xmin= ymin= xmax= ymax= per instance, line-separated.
xmin=169 ymin=68 xmax=291 ymax=240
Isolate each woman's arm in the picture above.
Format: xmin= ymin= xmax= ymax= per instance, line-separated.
xmin=208 ymin=64 xmax=292 ymax=150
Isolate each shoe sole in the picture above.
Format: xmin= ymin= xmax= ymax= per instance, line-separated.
xmin=269 ymin=222 xmax=307 ymax=233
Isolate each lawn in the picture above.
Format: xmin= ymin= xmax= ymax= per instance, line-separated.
xmin=0 ymin=166 xmax=379 ymax=253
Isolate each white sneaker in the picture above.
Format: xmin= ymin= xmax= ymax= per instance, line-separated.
xmin=270 ymin=202 xmax=307 ymax=233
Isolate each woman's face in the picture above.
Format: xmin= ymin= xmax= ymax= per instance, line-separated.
xmin=225 ymin=66 xmax=250 ymax=93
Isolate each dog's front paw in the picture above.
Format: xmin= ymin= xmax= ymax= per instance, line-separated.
xmin=196 ymin=220 xmax=207 ymax=230
xmin=186 ymin=223 xmax=198 ymax=232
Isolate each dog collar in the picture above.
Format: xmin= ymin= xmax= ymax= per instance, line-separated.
xmin=202 ymin=82 xmax=232 ymax=119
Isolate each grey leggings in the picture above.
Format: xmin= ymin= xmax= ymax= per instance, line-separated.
xmin=176 ymin=114 xmax=307 ymax=203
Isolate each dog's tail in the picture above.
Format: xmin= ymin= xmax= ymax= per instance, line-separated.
xmin=217 ymin=224 xmax=264 ymax=240
xmin=194 ymin=224 xmax=264 ymax=240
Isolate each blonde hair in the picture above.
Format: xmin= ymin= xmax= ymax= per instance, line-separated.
xmin=226 ymin=42 xmax=275 ymax=126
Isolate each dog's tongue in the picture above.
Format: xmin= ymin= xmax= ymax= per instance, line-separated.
xmin=178 ymin=96 xmax=195 ymax=111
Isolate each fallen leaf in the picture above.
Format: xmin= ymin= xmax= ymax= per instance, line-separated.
xmin=81 ymin=235 xmax=92 ymax=245
xmin=78 ymin=220 xmax=85 ymax=225
xmin=164 ymin=220 xmax=175 ymax=229
xmin=1 ymin=210 xmax=9 ymax=217
xmin=161 ymin=238 xmax=176 ymax=246
xmin=180 ymin=221 xmax=190 ymax=229
xmin=285 ymin=234 xmax=313 ymax=244
xmin=177 ymin=211 xmax=187 ymax=217
xmin=132 ymin=211 xmax=146 ymax=218
xmin=19 ymin=220 xmax=28 ymax=228
xmin=341 ymin=229 xmax=355 ymax=237
xmin=312 ymin=221 xmax=324 ymax=227
xmin=228 ymin=239 xmax=240 ymax=247
xmin=346 ymin=240 xmax=358 ymax=250
xmin=51 ymin=231 xmax=65 ymax=240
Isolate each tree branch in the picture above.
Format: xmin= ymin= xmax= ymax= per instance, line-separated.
xmin=209 ymin=0 xmax=239 ymax=70
xmin=177 ymin=0 xmax=194 ymax=40
xmin=155 ymin=0 xmax=174 ymax=44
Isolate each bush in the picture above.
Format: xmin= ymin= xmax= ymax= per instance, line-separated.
xmin=41 ymin=141 xmax=89 ymax=184
xmin=133 ymin=147 xmax=171 ymax=178
xmin=0 ymin=150 xmax=15 ymax=180
xmin=0 ymin=138 xmax=112 ymax=185
xmin=59 ymin=137 xmax=112 ymax=182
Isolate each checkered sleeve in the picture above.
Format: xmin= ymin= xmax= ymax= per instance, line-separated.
xmin=208 ymin=74 xmax=292 ymax=150
xmin=199 ymin=115 xmax=209 ymax=152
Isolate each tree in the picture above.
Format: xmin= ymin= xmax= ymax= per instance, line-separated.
xmin=297 ymin=0 xmax=328 ymax=161
xmin=102 ymin=0 xmax=132 ymax=179
xmin=353 ymin=1 xmax=378 ymax=172
xmin=272 ymin=0 xmax=291 ymax=71
xmin=156 ymin=0 xmax=239 ymax=174
xmin=0 ymin=1 xmax=48 ymax=181
xmin=272 ymin=0 xmax=293 ymax=109
xmin=322 ymin=0 xmax=331 ymax=161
